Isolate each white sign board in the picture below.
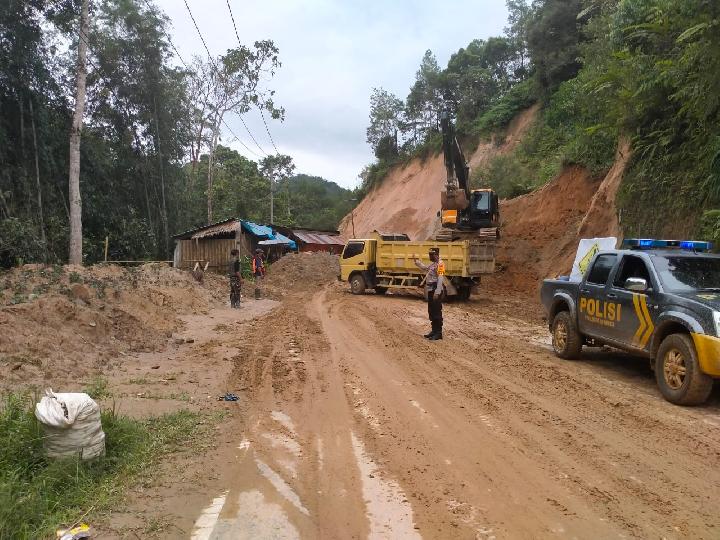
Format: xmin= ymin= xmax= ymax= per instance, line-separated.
xmin=570 ymin=237 xmax=618 ymax=281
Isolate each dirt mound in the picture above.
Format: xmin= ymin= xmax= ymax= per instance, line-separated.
xmin=0 ymin=263 xmax=226 ymax=392
xmin=487 ymin=139 xmax=632 ymax=293
xmin=339 ymin=106 xmax=540 ymax=241
xmin=265 ymin=252 xmax=340 ymax=296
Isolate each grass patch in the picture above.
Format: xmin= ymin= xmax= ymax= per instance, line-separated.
xmin=0 ymin=393 xmax=215 ymax=539
xmin=83 ymin=376 xmax=112 ymax=400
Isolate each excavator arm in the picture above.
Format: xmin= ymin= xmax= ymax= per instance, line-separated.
xmin=440 ymin=111 xmax=470 ymax=211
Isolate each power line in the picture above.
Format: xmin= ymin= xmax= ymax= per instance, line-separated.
xmin=225 ymin=0 xmax=242 ymax=46
xmin=225 ymin=0 xmax=279 ymax=156
xmin=184 ymin=0 xmax=268 ymax=157
xmin=259 ymin=107 xmax=280 ymax=154
xmin=238 ymin=115 xmax=268 ymax=157
xmin=182 ymin=0 xmax=217 ymax=71
xmin=224 ymin=119 xmax=263 ymax=158
xmin=141 ymin=0 xmax=191 ymax=70
xmin=136 ymin=0 xmax=263 ymax=158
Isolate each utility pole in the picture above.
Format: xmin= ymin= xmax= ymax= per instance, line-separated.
xmin=346 ymin=198 xmax=357 ymax=237
xmin=68 ymin=0 xmax=89 ymax=265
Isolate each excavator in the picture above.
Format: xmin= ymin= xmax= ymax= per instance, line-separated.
xmin=434 ymin=111 xmax=500 ymax=242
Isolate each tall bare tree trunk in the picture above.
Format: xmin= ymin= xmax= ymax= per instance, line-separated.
xmin=207 ymin=123 xmax=220 ymax=224
xmin=68 ymin=0 xmax=89 ymax=265
xmin=29 ymin=98 xmax=47 ymax=259
xmin=153 ymin=96 xmax=169 ymax=256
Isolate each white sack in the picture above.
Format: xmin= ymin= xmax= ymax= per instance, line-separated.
xmin=34 ymin=389 xmax=106 ymax=460
xmin=569 ymin=237 xmax=618 ymax=282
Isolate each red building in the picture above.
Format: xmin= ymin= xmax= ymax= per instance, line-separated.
xmin=272 ymin=226 xmax=346 ymax=254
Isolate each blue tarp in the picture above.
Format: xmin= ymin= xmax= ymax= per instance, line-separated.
xmin=241 ymin=220 xmax=297 ymax=250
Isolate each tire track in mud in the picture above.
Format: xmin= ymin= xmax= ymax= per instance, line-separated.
xmin=190 ymin=293 xmax=421 ymax=539
xmin=331 ymin=288 xmax=720 ymax=539
xmin=187 ymin=285 xmax=719 ymax=539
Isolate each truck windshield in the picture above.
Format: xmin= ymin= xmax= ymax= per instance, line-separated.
xmin=653 ymin=256 xmax=720 ymax=292
xmin=474 ymin=192 xmax=490 ymax=211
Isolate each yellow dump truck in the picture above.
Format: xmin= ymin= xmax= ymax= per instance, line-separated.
xmin=339 ymin=232 xmax=495 ymax=300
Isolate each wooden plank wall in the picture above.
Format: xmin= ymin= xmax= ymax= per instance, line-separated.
xmin=177 ymin=238 xmax=237 ymax=273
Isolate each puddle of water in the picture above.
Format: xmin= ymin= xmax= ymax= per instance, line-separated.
xmin=276 ymin=456 xmax=298 ymax=479
xmin=317 ymin=438 xmax=324 ymax=470
xmin=271 ymin=411 xmax=297 ymax=435
xmin=261 ymin=432 xmax=302 ymax=458
xmin=210 ymin=490 xmax=299 ymax=540
xmin=238 ymin=438 xmax=251 ymax=451
xmin=410 ymin=400 xmax=427 ymax=414
xmin=350 ymin=432 xmax=420 ymax=539
xmin=190 ymin=491 xmax=228 ymax=540
xmin=255 ymin=458 xmax=310 ymax=516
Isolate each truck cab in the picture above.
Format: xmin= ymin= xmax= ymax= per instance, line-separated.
xmin=340 ymin=238 xmax=378 ymax=294
xmin=541 ymin=239 xmax=720 ymax=405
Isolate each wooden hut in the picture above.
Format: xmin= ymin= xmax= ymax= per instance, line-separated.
xmin=172 ymin=219 xmax=296 ymax=272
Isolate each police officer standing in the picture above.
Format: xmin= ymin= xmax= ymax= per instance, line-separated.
xmin=414 ymin=247 xmax=445 ymax=340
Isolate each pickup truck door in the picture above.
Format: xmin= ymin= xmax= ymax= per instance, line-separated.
xmin=607 ymin=254 xmax=657 ymax=350
xmin=577 ymin=253 xmax=619 ymax=337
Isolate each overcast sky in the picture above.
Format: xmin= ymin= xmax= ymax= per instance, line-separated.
xmin=155 ymin=0 xmax=509 ymax=188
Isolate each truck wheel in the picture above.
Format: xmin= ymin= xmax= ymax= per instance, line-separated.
xmin=655 ymin=334 xmax=713 ymax=405
xmin=551 ymin=311 xmax=582 ymax=359
xmin=375 ymin=286 xmax=388 ymax=295
xmin=350 ymin=274 xmax=366 ymax=295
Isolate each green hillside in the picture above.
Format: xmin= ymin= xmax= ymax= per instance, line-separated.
xmin=362 ymin=0 xmax=720 ymax=242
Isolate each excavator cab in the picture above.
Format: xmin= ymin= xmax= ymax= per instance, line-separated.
xmin=467 ymin=189 xmax=499 ymax=229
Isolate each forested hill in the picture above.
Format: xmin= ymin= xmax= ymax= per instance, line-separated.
xmin=361 ymin=0 xmax=720 ymax=242
xmin=0 ymin=1 xmax=354 ymax=267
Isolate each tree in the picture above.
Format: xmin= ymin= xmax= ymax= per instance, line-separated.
xmin=505 ymin=0 xmax=533 ymax=76
xmin=366 ymin=87 xmax=403 ymax=156
xmin=527 ymin=0 xmax=585 ymax=92
xmin=405 ymin=50 xmax=444 ymax=144
xmin=260 ymin=154 xmax=295 ymax=224
xmin=68 ymin=0 xmax=89 ymax=265
xmin=193 ymin=42 xmax=283 ymax=223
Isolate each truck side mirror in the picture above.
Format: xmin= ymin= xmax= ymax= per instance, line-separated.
xmin=624 ymin=277 xmax=648 ymax=292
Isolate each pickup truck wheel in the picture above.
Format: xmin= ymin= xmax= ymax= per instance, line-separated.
xmin=655 ymin=334 xmax=713 ymax=405
xmin=350 ymin=274 xmax=366 ymax=295
xmin=551 ymin=311 xmax=582 ymax=359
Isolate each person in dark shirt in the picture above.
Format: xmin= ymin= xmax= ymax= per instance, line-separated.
xmin=228 ymin=249 xmax=242 ymax=308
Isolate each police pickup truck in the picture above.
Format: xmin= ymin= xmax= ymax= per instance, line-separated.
xmin=541 ymin=239 xmax=720 ymax=405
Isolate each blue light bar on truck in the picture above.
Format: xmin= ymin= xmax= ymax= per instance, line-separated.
xmin=622 ymin=239 xmax=713 ymax=251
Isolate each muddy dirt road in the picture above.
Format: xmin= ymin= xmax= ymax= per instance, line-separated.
xmin=172 ymin=283 xmax=720 ymax=540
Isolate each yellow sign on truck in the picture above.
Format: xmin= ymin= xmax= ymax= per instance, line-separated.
xmin=340 ymin=232 xmax=495 ymax=300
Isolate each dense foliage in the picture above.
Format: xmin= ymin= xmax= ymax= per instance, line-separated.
xmin=0 ymin=0 xmax=352 ymax=267
xmin=363 ymin=0 xmax=720 ymax=240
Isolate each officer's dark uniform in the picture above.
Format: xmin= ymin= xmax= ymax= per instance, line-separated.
xmin=415 ymin=248 xmax=445 ymax=340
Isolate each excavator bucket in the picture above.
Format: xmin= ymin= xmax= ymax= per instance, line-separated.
xmin=441 ymin=189 xmax=469 ymax=211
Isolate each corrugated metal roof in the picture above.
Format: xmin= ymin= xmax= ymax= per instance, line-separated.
xmin=293 ymin=231 xmax=345 ymax=246
xmin=173 ymin=218 xmax=238 ymax=240
xmin=191 ymin=220 xmax=240 ymax=239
